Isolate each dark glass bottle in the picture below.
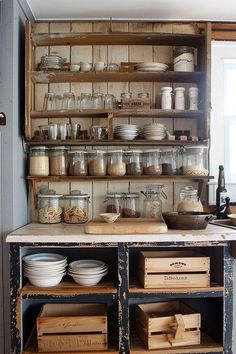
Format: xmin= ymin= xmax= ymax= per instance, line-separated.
xmin=216 ymin=165 xmax=227 ymax=218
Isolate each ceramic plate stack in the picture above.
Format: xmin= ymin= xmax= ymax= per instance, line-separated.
xmin=136 ymin=62 xmax=168 ymax=72
xmin=114 ymin=124 xmax=140 ymax=141
xmin=68 ymin=260 xmax=109 ymax=286
xmin=143 ymin=123 xmax=166 ymax=140
xmin=23 ymin=253 xmax=67 ymax=287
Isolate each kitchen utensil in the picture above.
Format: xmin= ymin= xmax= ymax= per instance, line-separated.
xmin=162 ymin=211 xmax=213 ymax=230
xmin=99 ymin=213 xmax=120 ymax=223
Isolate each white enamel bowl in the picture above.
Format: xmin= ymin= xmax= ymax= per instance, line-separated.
xmin=26 ymin=273 xmax=65 ymax=287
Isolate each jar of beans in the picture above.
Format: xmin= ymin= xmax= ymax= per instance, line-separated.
xmin=105 ymin=193 xmax=124 ymax=216
xmin=142 ymin=149 xmax=162 ymax=175
xmin=160 ymin=148 xmax=179 ymax=175
xmin=123 ymin=193 xmax=140 ymax=218
xmin=68 ymin=150 xmax=88 ymax=176
xmin=125 ymin=150 xmax=143 ymax=175
xmin=49 ymin=146 xmax=68 ymax=176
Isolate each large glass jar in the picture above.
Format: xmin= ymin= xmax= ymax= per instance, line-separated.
xmin=92 ymin=93 xmax=104 ymax=109
xmin=142 ymin=185 xmax=166 ymax=219
xmin=105 ymin=193 xmax=124 ymax=216
xmin=63 ymin=191 xmax=90 ymax=224
xmin=29 ymin=146 xmax=49 ymax=176
xmin=125 ymin=150 xmax=143 ymax=175
xmin=49 ymin=146 xmax=68 ymax=176
xmin=177 ymin=186 xmax=203 ymax=212
xmin=143 ymin=149 xmax=162 ymax=175
xmin=68 ymin=150 xmax=88 ymax=176
xmin=123 ymin=193 xmax=140 ymax=218
xmin=182 ymin=146 xmax=209 ymax=176
xmin=160 ymin=148 xmax=179 ymax=175
xmin=38 ymin=194 xmax=63 ymax=223
xmin=88 ymin=150 xmax=107 ymax=176
xmin=80 ymin=93 xmax=91 ymax=110
xmin=107 ymin=150 xmax=126 ymax=176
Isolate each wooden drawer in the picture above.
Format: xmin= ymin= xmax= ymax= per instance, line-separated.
xmin=37 ymin=304 xmax=107 ymax=352
xmin=136 ymin=301 xmax=201 ymax=350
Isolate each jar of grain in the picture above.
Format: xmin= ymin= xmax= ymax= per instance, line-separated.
xmin=29 ymin=146 xmax=49 ymax=176
xmin=160 ymin=148 xmax=179 ymax=175
xmin=88 ymin=150 xmax=107 ymax=176
xmin=68 ymin=150 xmax=88 ymax=176
xmin=49 ymin=146 xmax=68 ymax=176
xmin=105 ymin=193 xmax=124 ymax=216
xmin=63 ymin=191 xmax=90 ymax=224
xmin=125 ymin=150 xmax=143 ymax=175
xmin=107 ymin=150 xmax=126 ymax=176
xmin=177 ymin=186 xmax=203 ymax=212
xmin=38 ymin=194 xmax=63 ymax=223
xmin=123 ymin=193 xmax=140 ymax=218
xmin=142 ymin=149 xmax=162 ymax=175
xmin=182 ymin=146 xmax=209 ymax=176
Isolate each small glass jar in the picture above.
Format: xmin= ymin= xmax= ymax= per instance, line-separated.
xmin=161 ymin=87 xmax=172 ymax=109
xmin=107 ymin=150 xmax=126 ymax=176
xmin=105 ymin=193 xmax=124 ymax=216
xmin=63 ymin=191 xmax=90 ymax=224
xmin=80 ymin=93 xmax=91 ymax=110
xmin=88 ymin=150 xmax=107 ymax=176
xmin=173 ymin=46 xmax=194 ymax=72
xmin=121 ymin=92 xmax=132 ymax=100
xmin=142 ymin=149 xmax=162 ymax=175
xmin=55 ymin=94 xmax=63 ymax=110
xmin=104 ymin=94 xmax=116 ymax=109
xmin=29 ymin=146 xmax=49 ymax=176
xmin=160 ymin=148 xmax=179 ymax=175
xmin=177 ymin=186 xmax=203 ymax=212
xmin=123 ymin=193 xmax=140 ymax=218
xmin=43 ymin=93 xmax=56 ymax=111
xmin=68 ymin=151 xmax=88 ymax=176
xmin=92 ymin=93 xmax=104 ymax=109
xmin=174 ymin=87 xmax=185 ymax=110
xmin=38 ymin=194 xmax=63 ymax=223
xmin=142 ymin=185 xmax=165 ymax=219
xmin=125 ymin=150 xmax=143 ymax=175
xmin=49 ymin=146 xmax=68 ymax=176
xmin=182 ymin=146 xmax=209 ymax=176
xmin=62 ymin=92 xmax=75 ymax=110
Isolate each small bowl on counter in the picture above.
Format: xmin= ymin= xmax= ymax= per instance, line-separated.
xmin=99 ymin=213 xmax=120 ymax=223
xmin=162 ymin=211 xmax=213 ymax=230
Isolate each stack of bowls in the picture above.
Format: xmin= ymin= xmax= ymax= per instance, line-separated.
xmin=68 ymin=260 xmax=109 ymax=286
xmin=23 ymin=253 xmax=67 ymax=287
xmin=143 ymin=123 xmax=166 ymax=140
xmin=136 ymin=62 xmax=168 ymax=72
xmin=114 ymin=124 xmax=139 ymax=141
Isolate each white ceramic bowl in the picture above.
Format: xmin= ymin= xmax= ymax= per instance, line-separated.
xmin=26 ymin=273 xmax=65 ymax=287
xmin=68 ymin=266 xmax=108 ymax=276
xmin=70 ymin=271 xmax=108 ymax=286
xmin=24 ymin=268 xmax=66 ymax=276
xmin=23 ymin=253 xmax=66 ymax=266
xmin=99 ymin=213 xmax=120 ymax=223
xmin=69 ymin=259 xmax=106 ymax=271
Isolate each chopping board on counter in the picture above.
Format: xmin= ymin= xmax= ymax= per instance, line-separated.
xmin=84 ymin=218 xmax=167 ymax=234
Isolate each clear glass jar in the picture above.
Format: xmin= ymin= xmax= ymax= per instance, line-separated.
xmin=105 ymin=193 xmax=124 ymax=216
xmin=160 ymin=148 xmax=179 ymax=175
xmin=62 ymin=92 xmax=75 ymax=110
xmin=63 ymin=191 xmax=90 ymax=224
xmin=43 ymin=93 xmax=56 ymax=110
xmin=92 ymin=93 xmax=104 ymax=109
xmin=177 ymin=186 xmax=203 ymax=212
xmin=49 ymin=146 xmax=68 ymax=176
xmin=123 ymin=193 xmax=140 ymax=218
xmin=142 ymin=185 xmax=166 ymax=219
xmin=121 ymin=92 xmax=132 ymax=100
xmin=142 ymin=149 xmax=162 ymax=175
xmin=125 ymin=150 xmax=143 ymax=175
xmin=88 ymin=150 xmax=107 ymax=176
xmin=107 ymin=150 xmax=126 ymax=176
xmin=104 ymin=94 xmax=116 ymax=109
xmin=68 ymin=151 xmax=88 ymax=176
xmin=55 ymin=94 xmax=63 ymax=110
xmin=38 ymin=194 xmax=63 ymax=223
xmin=29 ymin=146 xmax=49 ymax=176
xmin=80 ymin=93 xmax=91 ymax=110
xmin=182 ymin=146 xmax=209 ymax=176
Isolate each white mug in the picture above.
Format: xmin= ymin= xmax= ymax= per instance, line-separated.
xmin=70 ymin=63 xmax=80 ymax=72
xmin=94 ymin=61 xmax=105 ymax=72
xmin=80 ymin=62 xmax=92 ymax=72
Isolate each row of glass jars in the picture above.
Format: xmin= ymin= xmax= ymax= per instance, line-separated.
xmin=30 ymin=146 xmax=209 ymax=177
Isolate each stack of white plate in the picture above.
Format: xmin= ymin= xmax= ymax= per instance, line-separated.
xmin=68 ymin=260 xmax=109 ymax=286
xmin=136 ymin=62 xmax=168 ymax=72
xmin=40 ymin=55 xmax=64 ymax=70
xmin=143 ymin=123 xmax=166 ymax=140
xmin=114 ymin=124 xmax=140 ymax=141
xmin=23 ymin=253 xmax=67 ymax=287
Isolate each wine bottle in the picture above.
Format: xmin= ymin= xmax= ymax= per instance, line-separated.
xmin=216 ymin=165 xmax=227 ymax=218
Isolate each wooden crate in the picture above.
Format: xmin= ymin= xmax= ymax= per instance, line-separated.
xmin=136 ymin=301 xmax=201 ymax=349
xmin=121 ymin=98 xmax=151 ymax=109
xmin=139 ymin=251 xmax=210 ymax=288
xmin=37 ymin=304 xmax=107 ymax=352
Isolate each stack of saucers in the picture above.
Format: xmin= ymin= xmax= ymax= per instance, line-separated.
xmin=68 ymin=260 xmax=109 ymax=286
xmin=143 ymin=123 xmax=166 ymax=140
xmin=23 ymin=253 xmax=67 ymax=287
xmin=114 ymin=124 xmax=140 ymax=141
xmin=136 ymin=62 xmax=168 ymax=72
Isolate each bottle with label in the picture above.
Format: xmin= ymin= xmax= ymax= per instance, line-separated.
xmin=216 ymin=165 xmax=227 ymax=218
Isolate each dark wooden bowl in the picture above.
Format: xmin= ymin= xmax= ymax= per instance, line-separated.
xmin=162 ymin=212 xmax=213 ymax=230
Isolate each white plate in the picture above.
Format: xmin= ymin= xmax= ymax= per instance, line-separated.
xmin=137 ymin=62 xmax=168 ymax=68
xmin=137 ymin=67 xmax=167 ymax=72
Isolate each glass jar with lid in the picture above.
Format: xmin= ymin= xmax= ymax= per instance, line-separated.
xmin=38 ymin=193 xmax=63 ymax=223
xmin=177 ymin=186 xmax=203 ymax=212
xmin=80 ymin=93 xmax=92 ymax=110
xmin=123 ymin=193 xmax=140 ymax=218
xmin=160 ymin=148 xmax=179 ymax=175
xmin=105 ymin=193 xmax=124 ymax=216
xmin=92 ymin=93 xmax=104 ymax=109
xmin=125 ymin=150 xmax=143 ymax=175
xmin=107 ymin=150 xmax=126 ymax=176
xmin=68 ymin=150 xmax=88 ymax=176
xmin=63 ymin=190 xmax=90 ymax=224
xmin=29 ymin=146 xmax=49 ymax=176
xmin=142 ymin=185 xmax=166 ymax=219
xmin=49 ymin=146 xmax=68 ymax=176
xmin=173 ymin=46 xmax=194 ymax=72
xmin=88 ymin=150 xmax=107 ymax=176
xmin=182 ymin=146 xmax=209 ymax=176
xmin=143 ymin=149 xmax=162 ymax=175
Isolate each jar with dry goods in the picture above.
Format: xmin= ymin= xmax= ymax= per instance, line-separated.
xmin=177 ymin=186 xmax=203 ymax=212
xmin=160 ymin=148 xmax=179 ymax=175
xmin=63 ymin=191 xmax=90 ymax=224
xmin=107 ymin=150 xmax=126 ymax=176
xmin=142 ymin=149 xmax=162 ymax=175
xmin=38 ymin=194 xmax=63 ymax=224
xmin=49 ymin=146 xmax=68 ymax=176
xmin=88 ymin=150 xmax=107 ymax=176
xmin=123 ymin=193 xmax=140 ymax=218
xmin=29 ymin=146 xmax=49 ymax=176
xmin=182 ymin=146 xmax=209 ymax=176
xmin=68 ymin=150 xmax=88 ymax=176
xmin=125 ymin=150 xmax=143 ymax=175
xmin=142 ymin=185 xmax=166 ymax=219
xmin=105 ymin=193 xmax=124 ymax=216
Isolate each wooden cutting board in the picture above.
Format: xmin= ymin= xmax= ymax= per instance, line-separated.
xmin=84 ymin=218 xmax=167 ymax=234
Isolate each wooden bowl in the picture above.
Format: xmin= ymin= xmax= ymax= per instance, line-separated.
xmin=228 ymin=214 xmax=236 ymax=226
xmin=162 ymin=212 xmax=213 ymax=230
xmin=99 ymin=213 xmax=120 ymax=223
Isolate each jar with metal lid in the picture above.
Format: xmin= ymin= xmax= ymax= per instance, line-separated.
xmin=49 ymin=146 xmax=68 ymax=176
xmin=88 ymin=150 xmax=107 ymax=176
xmin=125 ymin=150 xmax=143 ymax=175
xmin=105 ymin=193 xmax=124 ymax=216
xmin=173 ymin=46 xmax=194 ymax=72
xmin=63 ymin=190 xmax=90 ymax=224
xmin=121 ymin=92 xmax=132 ymax=100
xmin=143 ymin=149 xmax=162 ymax=175
xmin=177 ymin=186 xmax=203 ymax=212
xmin=68 ymin=150 xmax=88 ymax=176
xmin=182 ymin=146 xmax=209 ymax=176
xmin=160 ymin=148 xmax=179 ymax=175
xmin=38 ymin=193 xmax=63 ymax=223
xmin=123 ymin=193 xmax=140 ymax=218
xmin=107 ymin=150 xmax=126 ymax=176
xmin=142 ymin=185 xmax=166 ymax=219
xmin=29 ymin=146 xmax=49 ymax=176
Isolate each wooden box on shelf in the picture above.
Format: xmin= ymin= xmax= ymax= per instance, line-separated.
xmin=136 ymin=301 xmax=201 ymax=349
xmin=120 ymin=98 xmax=151 ymax=109
xmin=37 ymin=303 xmax=108 ymax=352
xmin=139 ymin=251 xmax=210 ymax=288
